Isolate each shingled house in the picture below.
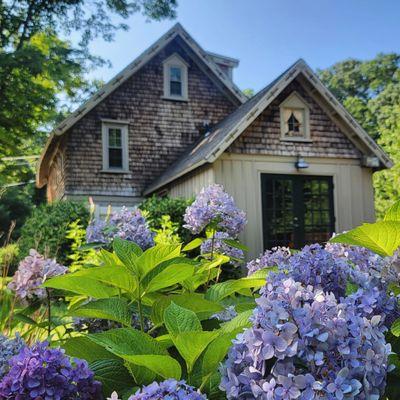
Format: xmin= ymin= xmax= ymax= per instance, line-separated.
xmin=36 ymin=23 xmax=392 ymax=258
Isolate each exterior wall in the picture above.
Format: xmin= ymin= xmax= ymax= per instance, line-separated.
xmin=46 ymin=139 xmax=67 ymax=202
xmin=168 ymin=166 xmax=215 ymax=198
xmin=213 ymin=154 xmax=375 ymax=260
xmin=61 ymin=36 xmax=237 ymax=201
xmin=228 ymin=79 xmax=361 ymax=159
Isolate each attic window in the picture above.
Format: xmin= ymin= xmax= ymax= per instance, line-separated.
xmin=163 ymin=53 xmax=188 ymax=101
xmin=279 ymin=92 xmax=311 ymax=142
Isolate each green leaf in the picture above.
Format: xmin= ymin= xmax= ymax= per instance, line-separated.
xmin=164 ymin=302 xmax=202 ymax=335
xmin=137 ymin=244 xmax=182 ymax=277
xmin=220 ymin=310 xmax=253 ymax=333
xmin=124 ymin=361 xmax=155 ymax=385
xmin=113 ymin=238 xmax=142 ymax=274
xmin=144 ymin=262 xmax=195 ymax=293
xmin=69 ymin=298 xmax=132 ymax=327
xmin=89 ymin=359 xmax=135 ymax=396
xmin=345 ymin=282 xmax=359 ymax=296
xmin=385 ymin=200 xmax=400 ymax=221
xmin=44 ymin=275 xmax=119 ymax=298
xmin=330 ymin=221 xmax=400 ymax=256
xmin=62 ymin=337 xmax=119 ymax=362
xmin=222 ymin=239 xmax=249 ymax=252
xmin=391 ymin=319 xmax=400 ymax=337
xmin=173 ymin=331 xmax=218 ymax=373
xmin=120 ymin=354 xmax=181 ymax=380
xmin=87 ymin=327 xmax=167 ymax=357
xmin=182 ymin=238 xmax=203 ymax=251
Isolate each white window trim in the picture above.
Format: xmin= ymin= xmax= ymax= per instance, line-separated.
xmin=279 ymin=91 xmax=311 ymax=142
xmin=162 ymin=53 xmax=189 ymax=101
xmin=101 ymin=121 xmax=129 ymax=173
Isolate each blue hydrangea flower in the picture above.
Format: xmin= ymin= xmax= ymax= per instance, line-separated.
xmin=184 ymin=184 xmax=246 ymax=237
xmin=0 ymin=334 xmax=25 ymax=379
xmin=0 ymin=341 xmax=102 ymax=399
xmin=86 ymin=206 xmax=154 ymax=249
xmin=246 ymin=246 xmax=291 ymax=275
xmin=127 ymin=379 xmax=207 ymax=399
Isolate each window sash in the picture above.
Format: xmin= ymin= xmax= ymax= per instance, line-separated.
xmin=102 ymin=123 xmax=128 ymax=171
xmin=169 ymin=66 xmax=183 ymax=96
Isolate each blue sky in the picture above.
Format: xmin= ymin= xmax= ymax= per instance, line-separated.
xmin=86 ymin=0 xmax=400 ymax=93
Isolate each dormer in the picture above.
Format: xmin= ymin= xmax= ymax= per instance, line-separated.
xmin=163 ymin=53 xmax=189 ymax=101
xmin=206 ymin=52 xmax=239 ymax=81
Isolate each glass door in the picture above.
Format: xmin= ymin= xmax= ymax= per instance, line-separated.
xmin=261 ymin=174 xmax=335 ymax=249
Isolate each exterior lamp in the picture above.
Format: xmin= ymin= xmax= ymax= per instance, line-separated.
xmin=295 ymin=155 xmax=309 ymax=170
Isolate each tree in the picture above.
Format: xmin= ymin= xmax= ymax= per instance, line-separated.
xmin=318 ymin=54 xmax=400 ymax=217
xmin=0 ymin=0 xmax=177 ymax=185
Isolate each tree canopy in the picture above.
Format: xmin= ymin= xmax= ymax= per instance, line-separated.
xmin=319 ymin=53 xmax=400 ymax=217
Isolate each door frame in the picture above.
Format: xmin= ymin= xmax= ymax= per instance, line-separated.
xmin=260 ymin=172 xmax=336 ymax=250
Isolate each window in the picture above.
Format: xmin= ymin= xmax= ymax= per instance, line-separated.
xmin=163 ymin=53 xmax=188 ymax=100
xmin=102 ymin=121 xmax=129 ymax=172
xmin=279 ymin=92 xmax=311 ymax=141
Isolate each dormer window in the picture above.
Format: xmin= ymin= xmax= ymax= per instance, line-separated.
xmin=163 ymin=53 xmax=188 ymax=101
xmin=102 ymin=120 xmax=129 ymax=172
xmin=279 ymin=92 xmax=311 ymax=142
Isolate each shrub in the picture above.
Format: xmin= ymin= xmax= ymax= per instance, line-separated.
xmin=18 ymin=201 xmax=89 ymax=264
xmin=139 ymin=195 xmax=193 ymax=242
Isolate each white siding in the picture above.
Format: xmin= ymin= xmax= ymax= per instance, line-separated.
xmin=169 ymin=167 xmax=215 ymax=198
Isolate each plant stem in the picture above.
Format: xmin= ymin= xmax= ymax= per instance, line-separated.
xmin=137 ymin=297 xmax=145 ymax=331
xmin=46 ymin=288 xmax=51 ymax=339
xmin=205 ymin=229 xmax=216 ymax=287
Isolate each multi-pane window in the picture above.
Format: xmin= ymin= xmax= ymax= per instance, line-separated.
xmin=287 ymin=112 xmax=301 ymax=134
xmin=163 ymin=54 xmax=188 ymax=100
xmin=102 ymin=122 xmax=128 ymax=171
xmin=169 ymin=66 xmax=182 ymax=96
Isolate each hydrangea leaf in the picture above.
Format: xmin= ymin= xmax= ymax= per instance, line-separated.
xmin=164 ymin=302 xmax=202 ymax=335
xmin=330 ymin=221 xmax=400 ymax=256
xmin=222 ymin=239 xmax=249 ymax=252
xmin=391 ymin=319 xmax=400 ymax=337
xmin=87 ymin=327 xmax=167 ymax=357
xmin=63 ymin=336 xmax=119 ymax=362
xmin=69 ymin=298 xmax=132 ymax=327
xmin=173 ymin=331 xmax=218 ymax=373
xmin=89 ymin=359 xmax=135 ymax=396
xmin=136 ymin=243 xmax=182 ymax=277
xmin=120 ymin=354 xmax=181 ymax=380
xmin=220 ymin=310 xmax=253 ymax=333
xmin=43 ymin=275 xmax=119 ymax=298
xmin=124 ymin=361 xmax=155 ymax=386
xmin=182 ymin=238 xmax=204 ymax=251
xmin=384 ymin=199 xmax=400 ymax=221
xmin=113 ymin=238 xmax=142 ymax=274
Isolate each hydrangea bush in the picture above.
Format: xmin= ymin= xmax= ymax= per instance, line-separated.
xmin=184 ymin=184 xmax=246 ymax=237
xmin=109 ymin=379 xmax=207 ymax=400
xmin=0 ymin=341 xmax=102 ymax=399
xmin=86 ymin=206 xmax=154 ymax=249
xmin=221 ymin=276 xmax=391 ymax=399
xmin=8 ymin=249 xmax=67 ymax=301
xmin=0 ymin=335 xmax=25 ymax=379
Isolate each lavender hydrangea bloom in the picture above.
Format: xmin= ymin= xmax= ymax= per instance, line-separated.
xmin=0 ymin=341 xmax=102 ymax=399
xmin=246 ymin=246 xmax=291 ymax=275
xmin=184 ymin=184 xmax=247 ymax=237
xmin=220 ymin=276 xmax=391 ymax=400
xmin=86 ymin=207 xmax=154 ymax=249
xmin=127 ymin=379 xmax=207 ymax=399
xmin=200 ymin=232 xmax=244 ymax=265
xmin=0 ymin=335 xmax=25 ymax=379
xmin=8 ymin=249 xmax=67 ymax=301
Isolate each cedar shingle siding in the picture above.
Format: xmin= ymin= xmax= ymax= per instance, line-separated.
xmin=228 ymin=79 xmax=361 ymax=159
xmin=49 ymin=38 xmax=237 ymax=200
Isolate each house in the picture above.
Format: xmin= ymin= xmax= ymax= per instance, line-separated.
xmin=36 ymin=23 xmax=392 ymax=259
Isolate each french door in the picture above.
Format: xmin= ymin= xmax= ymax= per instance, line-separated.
xmin=261 ymin=174 xmax=335 ymax=249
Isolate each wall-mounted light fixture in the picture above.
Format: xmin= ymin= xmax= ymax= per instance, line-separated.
xmin=295 ymin=154 xmax=309 ymax=170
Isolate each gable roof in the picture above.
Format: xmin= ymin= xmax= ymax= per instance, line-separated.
xmin=36 ymin=23 xmax=247 ymax=188
xmin=145 ymin=59 xmax=393 ymax=195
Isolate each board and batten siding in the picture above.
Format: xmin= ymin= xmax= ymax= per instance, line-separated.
xmin=168 ymin=153 xmax=375 ymax=260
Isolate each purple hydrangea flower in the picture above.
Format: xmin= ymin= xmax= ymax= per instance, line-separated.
xmin=126 ymin=379 xmax=207 ymax=399
xmin=86 ymin=207 xmax=154 ymax=250
xmin=184 ymin=184 xmax=247 ymax=237
xmin=0 ymin=334 xmax=25 ymax=379
xmin=200 ymin=232 xmax=244 ymax=265
xmin=220 ymin=276 xmax=391 ymax=399
xmin=8 ymin=249 xmax=67 ymax=301
xmin=0 ymin=341 xmax=102 ymax=399
xmin=246 ymin=246 xmax=291 ymax=275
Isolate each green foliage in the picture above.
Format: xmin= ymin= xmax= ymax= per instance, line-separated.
xmin=0 ymin=244 xmax=19 ymax=273
xmin=318 ymin=53 xmax=400 ymax=217
xmin=153 ymin=215 xmax=181 ymax=245
xmin=45 ymin=238 xmax=266 ymax=398
xmin=139 ymin=196 xmax=193 ymax=243
xmin=18 ymin=201 xmax=89 ymax=264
